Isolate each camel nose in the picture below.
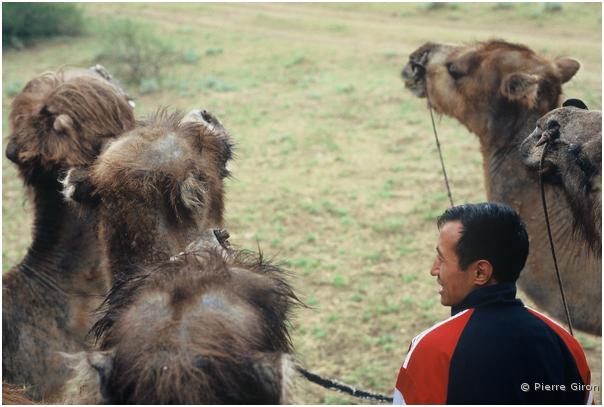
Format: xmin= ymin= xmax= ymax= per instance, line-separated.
xmin=5 ymin=139 xmax=20 ymax=164
xmin=213 ymin=228 xmax=231 ymax=250
xmin=401 ymin=63 xmax=416 ymax=81
xmin=200 ymin=110 xmax=213 ymax=123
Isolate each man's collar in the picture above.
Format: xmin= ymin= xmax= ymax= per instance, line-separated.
xmin=451 ymin=282 xmax=521 ymax=316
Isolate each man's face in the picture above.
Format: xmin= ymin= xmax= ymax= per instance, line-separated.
xmin=430 ymin=221 xmax=476 ymax=306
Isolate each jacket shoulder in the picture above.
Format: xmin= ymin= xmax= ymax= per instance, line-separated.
xmin=404 ymin=308 xmax=474 ymax=368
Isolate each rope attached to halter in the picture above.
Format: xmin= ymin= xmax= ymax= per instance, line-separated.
xmin=297 ymin=365 xmax=393 ymax=403
xmin=538 ymin=141 xmax=574 ymax=336
xmin=415 ymin=61 xmax=454 ymax=208
xmin=426 ymin=93 xmax=454 ymax=207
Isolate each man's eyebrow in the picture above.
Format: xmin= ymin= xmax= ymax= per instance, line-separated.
xmin=436 ymin=247 xmax=444 ymax=258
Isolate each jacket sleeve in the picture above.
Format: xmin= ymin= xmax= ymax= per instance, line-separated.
xmin=525 ymin=308 xmax=593 ymax=404
xmin=393 ymin=309 xmax=474 ymax=404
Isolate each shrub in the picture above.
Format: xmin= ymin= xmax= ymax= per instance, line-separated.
xmin=182 ymin=48 xmax=200 ymax=64
xmin=4 ymin=81 xmax=23 ymax=97
xmin=3 ymin=3 xmax=84 ymax=48
xmin=199 ymin=76 xmax=237 ymax=92
xmin=543 ymin=3 xmax=563 ymax=13
xmin=96 ymin=18 xmax=179 ymax=86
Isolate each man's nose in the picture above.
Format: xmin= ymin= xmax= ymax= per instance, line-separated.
xmin=430 ymin=258 xmax=439 ymax=276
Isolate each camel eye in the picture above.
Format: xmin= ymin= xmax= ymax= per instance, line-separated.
xmin=547 ymin=120 xmax=560 ymax=131
xmin=446 ymin=62 xmax=464 ymax=80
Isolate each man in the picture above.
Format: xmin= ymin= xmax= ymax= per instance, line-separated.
xmin=393 ymin=202 xmax=592 ymax=404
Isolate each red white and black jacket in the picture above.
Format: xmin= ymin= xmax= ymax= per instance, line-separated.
xmin=393 ymin=283 xmax=592 ymax=404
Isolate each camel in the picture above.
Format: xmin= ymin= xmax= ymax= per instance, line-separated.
xmin=60 ymin=110 xmax=297 ymax=403
xmin=401 ymin=40 xmax=601 ymax=334
xmin=3 ymin=382 xmax=35 ymax=405
xmin=62 ymin=108 xmax=233 ymax=273
xmin=3 ymin=66 xmax=135 ymax=400
xmin=520 ymin=101 xmax=601 ymax=256
xmin=60 ymin=231 xmax=298 ymax=404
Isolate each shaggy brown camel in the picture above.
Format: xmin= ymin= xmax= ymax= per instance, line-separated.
xmin=520 ymin=102 xmax=601 ymax=256
xmin=61 ymin=111 xmax=297 ymax=403
xmin=401 ymin=40 xmax=601 ymax=334
xmin=3 ymin=67 xmax=135 ymax=401
xmin=60 ymin=231 xmax=298 ymax=404
xmin=62 ymin=108 xmax=233 ymax=273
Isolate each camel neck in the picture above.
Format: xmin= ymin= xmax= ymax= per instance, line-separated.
xmin=20 ymin=180 xmax=100 ymax=281
xmin=103 ymin=207 xmax=205 ymax=278
xmin=480 ymin=108 xmax=544 ymax=201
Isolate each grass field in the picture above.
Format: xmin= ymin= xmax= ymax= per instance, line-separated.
xmin=3 ymin=3 xmax=601 ymax=404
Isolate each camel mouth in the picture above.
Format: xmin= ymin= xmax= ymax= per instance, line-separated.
xmin=213 ymin=228 xmax=231 ymax=251
xmin=5 ymin=138 xmax=20 ymax=164
xmin=182 ymin=109 xmax=222 ymax=132
xmin=178 ymin=228 xmax=233 ymax=260
xmin=401 ymin=61 xmax=427 ymax=98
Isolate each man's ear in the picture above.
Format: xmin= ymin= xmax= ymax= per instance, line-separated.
xmin=61 ymin=167 xmax=100 ymax=207
xmin=472 ymin=260 xmax=494 ymax=286
xmin=500 ymin=72 xmax=539 ymax=106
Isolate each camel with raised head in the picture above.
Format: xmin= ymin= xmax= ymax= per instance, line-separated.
xmin=60 ymin=110 xmax=297 ymax=403
xmin=402 ymin=40 xmax=600 ymax=334
xmin=521 ymin=102 xmax=601 ymax=257
xmin=3 ymin=66 xmax=135 ymax=400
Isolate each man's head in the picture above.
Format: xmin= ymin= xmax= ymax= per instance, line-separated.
xmin=430 ymin=202 xmax=529 ymax=306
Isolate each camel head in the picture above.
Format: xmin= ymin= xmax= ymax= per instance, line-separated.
xmin=62 ymin=108 xmax=234 ymax=267
xmin=520 ymin=101 xmax=602 ymax=255
xmin=61 ymin=230 xmax=298 ymax=404
xmin=401 ymin=40 xmax=580 ymax=136
xmin=6 ymin=66 xmax=135 ymax=186
xmin=520 ymin=102 xmax=601 ymax=181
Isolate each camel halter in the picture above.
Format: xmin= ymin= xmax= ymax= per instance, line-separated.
xmin=537 ymin=137 xmax=574 ymax=336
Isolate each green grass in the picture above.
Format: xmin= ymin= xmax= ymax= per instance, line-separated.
xmin=3 ymin=3 xmax=601 ymax=404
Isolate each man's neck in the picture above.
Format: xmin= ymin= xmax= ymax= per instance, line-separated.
xmin=451 ymin=283 xmax=519 ymax=316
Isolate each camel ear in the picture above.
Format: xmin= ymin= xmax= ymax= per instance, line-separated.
xmin=53 ymin=114 xmax=74 ymax=133
xmin=555 ymin=57 xmax=580 ymax=84
xmin=563 ymin=98 xmax=588 ymax=110
xmin=168 ymin=173 xmax=206 ymax=222
xmin=500 ymin=72 xmax=539 ymax=106
xmin=62 ymin=167 xmax=99 ymax=207
xmin=179 ymin=173 xmax=205 ymax=212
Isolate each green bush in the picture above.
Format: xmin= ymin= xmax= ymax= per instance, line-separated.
xmin=96 ymin=18 xmax=179 ymax=87
xmin=4 ymin=81 xmax=23 ymax=97
xmin=543 ymin=3 xmax=563 ymax=13
xmin=3 ymin=3 xmax=84 ymax=48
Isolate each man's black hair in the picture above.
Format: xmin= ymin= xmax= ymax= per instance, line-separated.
xmin=437 ymin=202 xmax=529 ymax=283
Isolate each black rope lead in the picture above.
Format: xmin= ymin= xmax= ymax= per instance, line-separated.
xmin=425 ymin=79 xmax=454 ymax=207
xmin=539 ymin=142 xmax=574 ymax=336
xmin=296 ymin=365 xmax=393 ymax=403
